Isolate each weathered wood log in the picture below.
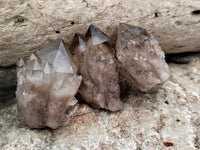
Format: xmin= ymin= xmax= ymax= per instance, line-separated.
xmin=0 ymin=0 xmax=200 ymax=66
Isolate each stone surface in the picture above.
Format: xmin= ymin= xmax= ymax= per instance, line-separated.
xmin=16 ymin=39 xmax=81 ymax=129
xmin=70 ymin=25 xmax=123 ymax=111
xmin=0 ymin=53 xmax=199 ymax=150
xmin=116 ymin=23 xmax=170 ymax=92
xmin=1 ymin=0 xmax=200 ymax=67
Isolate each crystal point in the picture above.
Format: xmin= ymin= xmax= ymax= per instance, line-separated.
xmin=44 ymin=62 xmax=51 ymax=74
xmin=32 ymin=59 xmax=41 ymax=71
xmin=30 ymin=54 xmax=38 ymax=60
xmin=116 ymin=23 xmax=170 ymax=92
xmin=53 ymin=41 xmax=73 ymax=73
xmin=37 ymin=38 xmax=76 ymax=74
xmin=18 ymin=58 xmax=25 ymax=67
xmin=16 ymin=39 xmax=81 ymax=129
xmin=78 ymin=36 xmax=86 ymax=52
xmin=70 ymin=33 xmax=86 ymax=54
xmin=87 ymin=24 xmax=108 ymax=45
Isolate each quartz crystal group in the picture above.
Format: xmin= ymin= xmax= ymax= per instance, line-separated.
xmin=116 ymin=23 xmax=170 ymax=92
xmin=16 ymin=38 xmax=81 ymax=129
xmin=70 ymin=25 xmax=123 ymax=111
xmin=16 ymin=23 xmax=171 ymax=129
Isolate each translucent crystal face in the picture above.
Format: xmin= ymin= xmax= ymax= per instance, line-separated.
xmin=89 ymin=24 xmax=108 ymax=45
xmin=18 ymin=75 xmax=25 ymax=84
xmin=78 ymin=36 xmax=86 ymax=52
xmin=53 ymin=41 xmax=73 ymax=73
xmin=36 ymin=38 xmax=75 ymax=74
xmin=19 ymin=58 xmax=25 ymax=67
xmin=32 ymin=58 xmax=42 ymax=71
xmin=121 ymin=23 xmax=145 ymax=35
xmin=44 ymin=62 xmax=51 ymax=74
xmin=30 ymin=54 xmax=38 ymax=61
xmin=119 ymin=23 xmax=150 ymax=48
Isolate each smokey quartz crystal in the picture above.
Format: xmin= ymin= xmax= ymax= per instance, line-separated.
xmin=116 ymin=23 xmax=170 ymax=92
xmin=15 ymin=23 xmax=171 ymax=128
xmin=70 ymin=25 xmax=123 ymax=111
xmin=16 ymin=38 xmax=81 ymax=129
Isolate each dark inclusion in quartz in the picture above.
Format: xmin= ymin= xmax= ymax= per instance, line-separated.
xmin=70 ymin=25 xmax=123 ymax=111
xmin=116 ymin=23 xmax=170 ymax=92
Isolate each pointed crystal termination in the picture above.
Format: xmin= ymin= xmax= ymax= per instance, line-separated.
xmin=89 ymin=24 xmax=108 ymax=45
xmin=18 ymin=58 xmax=25 ymax=67
xmin=70 ymin=25 xmax=123 ymax=111
xmin=116 ymin=23 xmax=170 ymax=92
xmin=44 ymin=62 xmax=51 ymax=74
xmin=16 ymin=38 xmax=81 ymax=129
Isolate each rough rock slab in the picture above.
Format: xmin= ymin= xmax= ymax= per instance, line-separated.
xmin=1 ymin=0 xmax=200 ymax=66
xmin=0 ymin=53 xmax=200 ymax=149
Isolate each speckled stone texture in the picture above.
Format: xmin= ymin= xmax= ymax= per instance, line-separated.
xmin=0 ymin=53 xmax=200 ymax=149
xmin=1 ymin=0 xmax=200 ymax=67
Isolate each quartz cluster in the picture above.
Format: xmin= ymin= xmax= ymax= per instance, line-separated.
xmin=16 ymin=39 xmax=81 ymax=129
xmin=16 ymin=23 xmax=170 ymax=129
xmin=70 ymin=25 xmax=123 ymax=111
xmin=116 ymin=23 xmax=170 ymax=92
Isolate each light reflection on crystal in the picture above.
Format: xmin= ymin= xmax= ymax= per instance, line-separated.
xmin=100 ymin=55 xmax=105 ymax=61
xmin=53 ymin=41 xmax=73 ymax=73
xmin=78 ymin=36 xmax=85 ymax=52
xmin=44 ymin=62 xmax=51 ymax=74
xmin=18 ymin=75 xmax=25 ymax=84
xmin=144 ymin=36 xmax=148 ymax=40
xmin=30 ymin=54 xmax=38 ymax=61
xmin=33 ymin=59 xmax=41 ymax=71
xmin=109 ymin=59 xmax=114 ymax=64
xmin=22 ymin=91 xmax=27 ymax=96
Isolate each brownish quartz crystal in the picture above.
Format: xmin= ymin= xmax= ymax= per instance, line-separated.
xmin=16 ymin=38 xmax=81 ymax=129
xmin=70 ymin=25 xmax=123 ymax=111
xmin=116 ymin=23 xmax=170 ymax=92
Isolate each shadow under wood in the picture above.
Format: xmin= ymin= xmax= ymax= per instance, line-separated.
xmin=165 ymin=52 xmax=200 ymax=64
xmin=0 ymin=66 xmax=17 ymax=110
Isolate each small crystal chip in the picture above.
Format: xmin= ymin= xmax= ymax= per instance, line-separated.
xmin=100 ymin=55 xmax=106 ymax=61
